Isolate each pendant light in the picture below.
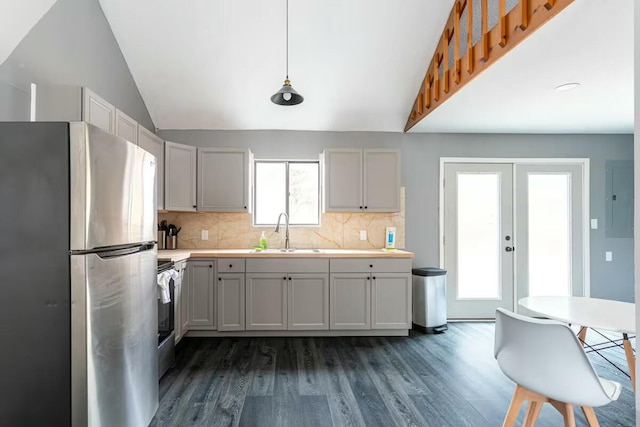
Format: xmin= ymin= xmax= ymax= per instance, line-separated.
xmin=271 ymin=0 xmax=304 ymax=105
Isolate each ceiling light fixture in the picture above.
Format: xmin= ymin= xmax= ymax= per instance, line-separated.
xmin=271 ymin=0 xmax=303 ymax=106
xmin=554 ymin=82 xmax=580 ymax=92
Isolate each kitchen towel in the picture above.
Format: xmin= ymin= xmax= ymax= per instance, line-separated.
xmin=157 ymin=269 xmax=179 ymax=304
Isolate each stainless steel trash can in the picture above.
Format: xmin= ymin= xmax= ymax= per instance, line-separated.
xmin=412 ymin=267 xmax=447 ymax=333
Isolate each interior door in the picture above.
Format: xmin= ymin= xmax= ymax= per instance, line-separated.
xmin=515 ymin=164 xmax=585 ymax=314
xmin=444 ymin=163 xmax=514 ymax=319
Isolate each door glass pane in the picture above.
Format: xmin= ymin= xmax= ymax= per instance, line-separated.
xmin=528 ymin=174 xmax=571 ymax=296
xmin=254 ymin=162 xmax=286 ymax=225
xmin=457 ymin=173 xmax=501 ymax=299
xmin=289 ymin=163 xmax=320 ymax=225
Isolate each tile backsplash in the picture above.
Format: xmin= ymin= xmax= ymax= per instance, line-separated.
xmin=159 ymin=188 xmax=405 ymax=250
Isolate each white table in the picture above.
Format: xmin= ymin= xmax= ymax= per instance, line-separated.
xmin=519 ymin=296 xmax=636 ymax=390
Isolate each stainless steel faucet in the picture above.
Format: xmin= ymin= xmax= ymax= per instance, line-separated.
xmin=275 ymin=212 xmax=290 ymax=250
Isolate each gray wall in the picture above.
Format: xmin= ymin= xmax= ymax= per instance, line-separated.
xmin=0 ymin=0 xmax=154 ymax=130
xmin=159 ymin=129 xmax=635 ymax=303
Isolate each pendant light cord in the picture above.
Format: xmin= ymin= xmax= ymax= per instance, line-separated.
xmin=287 ymin=0 xmax=289 ymax=80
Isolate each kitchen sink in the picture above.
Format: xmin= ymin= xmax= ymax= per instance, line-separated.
xmin=251 ymin=248 xmax=324 ymax=254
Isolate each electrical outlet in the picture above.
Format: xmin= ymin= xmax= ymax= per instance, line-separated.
xmin=201 ymin=230 xmax=208 ymax=240
xmin=605 ymin=251 xmax=612 ymax=262
xmin=359 ymin=230 xmax=367 ymax=240
xmin=591 ymin=219 xmax=598 ymax=229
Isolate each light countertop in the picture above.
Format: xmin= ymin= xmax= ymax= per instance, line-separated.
xmin=158 ymin=248 xmax=414 ymax=262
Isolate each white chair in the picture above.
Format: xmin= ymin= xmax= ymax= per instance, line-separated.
xmin=494 ymin=308 xmax=621 ymax=427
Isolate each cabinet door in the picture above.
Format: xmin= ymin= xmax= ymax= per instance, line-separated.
xmin=363 ymin=149 xmax=401 ymax=212
xmin=198 ymin=148 xmax=251 ymax=212
xmin=288 ymin=274 xmax=329 ymax=330
xmin=115 ymin=108 xmax=138 ymax=145
xmin=174 ymin=279 xmax=182 ymax=343
xmin=181 ymin=264 xmax=190 ymax=333
xmin=329 ymin=273 xmax=370 ymax=330
xmin=217 ymin=273 xmax=245 ymax=331
xmin=246 ymin=273 xmax=287 ymax=330
xmin=187 ymin=260 xmax=216 ymax=329
xmin=82 ymin=87 xmax=116 ymax=133
xmin=165 ymin=141 xmax=197 ymax=211
xmin=371 ymin=273 xmax=411 ymax=329
xmin=138 ymin=127 xmax=165 ymax=210
xmin=325 ymin=149 xmax=363 ymax=212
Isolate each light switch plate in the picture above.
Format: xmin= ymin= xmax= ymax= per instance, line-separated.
xmin=359 ymin=230 xmax=367 ymax=240
xmin=605 ymin=251 xmax=613 ymax=262
xmin=591 ymin=219 xmax=598 ymax=229
xmin=201 ymin=230 xmax=208 ymax=240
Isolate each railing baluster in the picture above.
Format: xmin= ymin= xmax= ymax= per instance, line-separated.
xmin=481 ymin=0 xmax=489 ymax=61
xmin=444 ymin=29 xmax=450 ymax=93
xmin=499 ymin=0 xmax=507 ymax=47
xmin=454 ymin=1 xmax=461 ymax=84
xmin=467 ymin=0 xmax=474 ymax=73
xmin=545 ymin=0 xmax=556 ymax=10
xmin=520 ymin=0 xmax=529 ymax=30
xmin=425 ymin=76 xmax=432 ymax=109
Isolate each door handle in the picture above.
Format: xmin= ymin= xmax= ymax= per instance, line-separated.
xmin=505 ymin=246 xmax=515 ymax=252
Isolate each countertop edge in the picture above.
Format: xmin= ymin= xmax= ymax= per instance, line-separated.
xmin=158 ymin=249 xmax=415 ymax=263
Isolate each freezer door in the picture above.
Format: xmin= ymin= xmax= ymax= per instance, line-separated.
xmin=71 ymin=246 xmax=158 ymax=427
xmin=70 ymin=122 xmax=157 ymax=251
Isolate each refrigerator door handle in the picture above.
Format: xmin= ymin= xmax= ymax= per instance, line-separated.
xmin=70 ymin=242 xmax=156 ymax=258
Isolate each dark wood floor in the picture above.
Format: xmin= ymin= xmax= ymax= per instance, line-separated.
xmin=151 ymin=323 xmax=635 ymax=427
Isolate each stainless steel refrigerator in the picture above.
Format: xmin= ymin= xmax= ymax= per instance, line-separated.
xmin=0 ymin=122 xmax=158 ymax=426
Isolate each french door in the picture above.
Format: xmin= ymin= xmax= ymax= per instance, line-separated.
xmin=443 ymin=162 xmax=585 ymax=319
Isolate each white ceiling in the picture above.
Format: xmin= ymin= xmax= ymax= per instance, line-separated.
xmin=98 ymin=0 xmax=455 ymax=131
xmin=410 ymin=0 xmax=635 ymax=134
xmin=0 ymin=0 xmax=58 ymax=66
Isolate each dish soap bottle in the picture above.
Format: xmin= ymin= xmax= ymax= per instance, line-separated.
xmin=260 ymin=231 xmax=267 ymax=250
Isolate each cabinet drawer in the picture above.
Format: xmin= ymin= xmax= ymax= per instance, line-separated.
xmin=330 ymin=258 xmax=411 ymax=273
xmin=247 ymin=258 xmax=329 ymax=273
xmin=217 ymin=258 xmax=246 ymax=273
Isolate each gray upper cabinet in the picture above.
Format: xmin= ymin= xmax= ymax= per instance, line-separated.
xmin=198 ymin=148 xmax=252 ymax=212
xmin=324 ymin=149 xmax=363 ymax=211
xmin=115 ymin=108 xmax=138 ymax=145
xmin=138 ymin=127 xmax=165 ymax=210
xmin=165 ymin=141 xmax=197 ymax=211
xmin=363 ymin=150 xmax=401 ymax=212
xmin=82 ymin=87 xmax=116 ymax=133
xmin=31 ymin=84 xmax=116 ymax=134
xmin=324 ymin=149 xmax=400 ymax=212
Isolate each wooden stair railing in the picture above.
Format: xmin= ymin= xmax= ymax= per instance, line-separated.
xmin=404 ymin=0 xmax=574 ymax=132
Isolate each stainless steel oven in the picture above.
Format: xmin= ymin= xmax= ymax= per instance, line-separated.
xmin=157 ymin=260 xmax=176 ymax=378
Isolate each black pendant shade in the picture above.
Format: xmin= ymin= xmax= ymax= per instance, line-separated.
xmin=271 ymin=79 xmax=304 ymax=106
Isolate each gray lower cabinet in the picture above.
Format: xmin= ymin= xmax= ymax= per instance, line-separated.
xmin=246 ymin=273 xmax=288 ymax=330
xmin=181 ymin=263 xmax=190 ymax=334
xmin=187 ymin=260 xmax=216 ymax=329
xmin=371 ymin=273 xmax=411 ymax=329
xmin=329 ymin=273 xmax=371 ymax=330
xmin=217 ymin=273 xmax=245 ymax=331
xmin=288 ymin=274 xmax=329 ymax=330
xmin=174 ymin=261 xmax=186 ymax=343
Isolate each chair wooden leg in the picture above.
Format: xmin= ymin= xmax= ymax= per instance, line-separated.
xmin=578 ymin=327 xmax=588 ymax=346
xmin=523 ymin=400 xmax=543 ymax=427
xmin=622 ymin=334 xmax=636 ymax=391
xmin=502 ymin=386 xmax=526 ymax=427
xmin=549 ymin=400 xmax=576 ymax=427
xmin=581 ymin=406 xmax=600 ymax=427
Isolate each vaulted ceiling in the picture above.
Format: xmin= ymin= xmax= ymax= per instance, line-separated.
xmin=97 ymin=0 xmax=456 ymax=131
xmin=0 ymin=0 xmax=58 ymax=66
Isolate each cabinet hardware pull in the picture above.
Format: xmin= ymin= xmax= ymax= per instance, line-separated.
xmin=364 ymin=206 xmax=368 ymax=209
xmin=366 ymin=277 xmax=370 ymax=280
xmin=373 ymin=276 xmax=376 ymax=280
xmin=289 ymin=277 xmax=292 ymax=281
xmin=369 ymin=264 xmax=373 ymax=268
xmin=244 ymin=206 xmax=247 ymax=209
xmin=209 ymin=265 xmax=212 ymax=268
xmin=359 ymin=206 xmax=363 ymax=209
xmin=218 ymin=277 xmax=221 ymax=281
xmin=229 ymin=264 xmax=233 ymax=268
xmin=193 ymin=205 xmax=197 ymax=208
xmin=283 ymin=277 xmax=287 ymax=280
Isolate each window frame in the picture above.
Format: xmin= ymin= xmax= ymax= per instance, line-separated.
xmin=253 ymin=159 xmax=322 ymax=227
